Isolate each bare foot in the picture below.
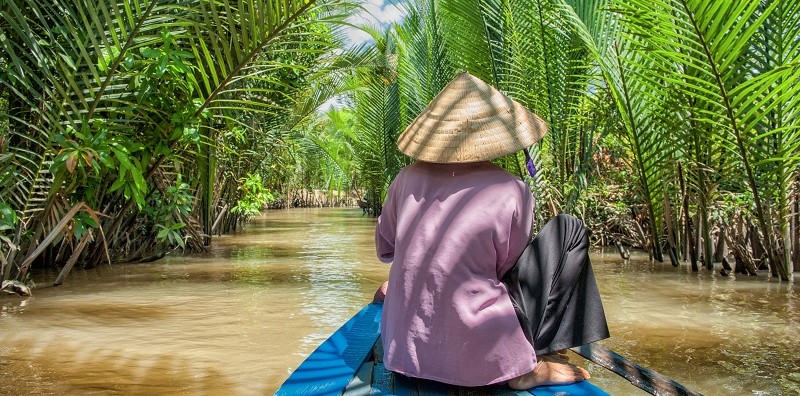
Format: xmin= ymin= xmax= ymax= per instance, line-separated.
xmin=372 ymin=281 xmax=388 ymax=303
xmin=548 ymin=349 xmax=570 ymax=361
xmin=508 ymin=355 xmax=590 ymax=390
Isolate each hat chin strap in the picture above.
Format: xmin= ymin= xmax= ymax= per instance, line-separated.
xmin=523 ymin=148 xmax=537 ymax=178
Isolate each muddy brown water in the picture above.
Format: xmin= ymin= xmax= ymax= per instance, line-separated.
xmin=1 ymin=208 xmax=798 ymax=395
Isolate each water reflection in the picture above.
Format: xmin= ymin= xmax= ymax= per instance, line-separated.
xmin=0 ymin=208 xmax=797 ymax=395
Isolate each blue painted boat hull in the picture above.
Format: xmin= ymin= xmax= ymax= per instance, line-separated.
xmin=276 ymin=303 xmax=608 ymax=396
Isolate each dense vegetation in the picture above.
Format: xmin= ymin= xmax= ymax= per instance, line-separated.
xmin=329 ymin=0 xmax=800 ymax=281
xmin=0 ymin=0 xmax=365 ymax=288
xmin=1 ymin=0 xmax=799 ymax=290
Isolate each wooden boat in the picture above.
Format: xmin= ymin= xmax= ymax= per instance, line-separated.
xmin=275 ymin=303 xmax=609 ymax=395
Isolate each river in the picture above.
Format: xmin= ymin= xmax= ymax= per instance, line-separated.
xmin=1 ymin=208 xmax=797 ymax=395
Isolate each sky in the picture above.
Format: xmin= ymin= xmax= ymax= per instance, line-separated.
xmin=341 ymin=0 xmax=407 ymax=47
xmin=318 ymin=0 xmax=408 ymax=112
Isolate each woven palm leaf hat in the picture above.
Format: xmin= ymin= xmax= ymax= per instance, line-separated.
xmin=397 ymin=72 xmax=547 ymax=163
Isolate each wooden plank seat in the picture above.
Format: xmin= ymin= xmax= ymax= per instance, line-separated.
xmin=276 ymin=303 xmax=608 ymax=396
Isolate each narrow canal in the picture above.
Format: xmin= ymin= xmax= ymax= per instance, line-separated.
xmin=1 ymin=208 xmax=797 ymax=395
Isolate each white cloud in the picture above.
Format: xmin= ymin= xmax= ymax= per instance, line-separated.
xmin=340 ymin=0 xmax=407 ymax=47
xmin=341 ymin=27 xmax=373 ymax=48
xmin=357 ymin=0 xmax=406 ymax=26
xmin=322 ymin=0 xmax=408 ymax=112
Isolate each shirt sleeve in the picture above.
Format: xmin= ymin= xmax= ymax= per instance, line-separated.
xmin=375 ymin=173 xmax=401 ymax=263
xmin=497 ymin=181 xmax=534 ymax=278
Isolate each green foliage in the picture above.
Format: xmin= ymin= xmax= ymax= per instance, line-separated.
xmin=340 ymin=0 xmax=615 ymax=225
xmin=0 ymin=203 xmax=16 ymax=233
xmin=51 ymin=125 xmax=149 ymax=209
xmin=604 ymin=0 xmax=800 ymax=276
xmin=575 ymin=179 xmax=637 ymax=245
xmin=146 ymin=177 xmax=194 ymax=249
xmin=71 ymin=212 xmax=99 ymax=241
xmin=342 ymin=0 xmax=800 ymax=279
xmin=294 ymin=108 xmax=357 ymax=193
xmin=232 ymin=174 xmax=275 ymax=218
xmin=0 ymin=202 xmax=17 ymax=255
xmin=120 ymin=30 xmax=208 ymax=146
xmin=0 ymin=0 xmax=352 ymax=280
xmin=3 ymin=0 xmax=800 ymax=283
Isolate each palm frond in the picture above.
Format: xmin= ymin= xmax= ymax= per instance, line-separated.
xmin=395 ymin=0 xmax=454 ymax=125
xmin=560 ymin=0 xmax=673 ymax=260
xmin=611 ymin=0 xmax=800 ymax=277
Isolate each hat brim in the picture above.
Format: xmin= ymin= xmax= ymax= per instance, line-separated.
xmin=397 ymin=72 xmax=547 ymax=163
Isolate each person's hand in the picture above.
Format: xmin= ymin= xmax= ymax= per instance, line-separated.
xmin=372 ymin=281 xmax=389 ymax=303
xmin=508 ymin=353 xmax=590 ymax=390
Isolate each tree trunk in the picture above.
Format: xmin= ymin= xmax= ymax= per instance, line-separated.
xmin=679 ymin=164 xmax=695 ymax=270
xmin=663 ymin=185 xmax=680 ymax=266
xmin=54 ymin=230 xmax=92 ymax=286
xmin=696 ymin=177 xmax=714 ymax=270
xmin=794 ymin=193 xmax=800 ymax=272
xmin=211 ymin=204 xmax=229 ymax=235
xmin=733 ymin=251 xmax=758 ymax=276
xmin=782 ymin=221 xmax=792 ymax=280
xmin=692 ymin=214 xmax=700 ymax=272
xmin=750 ymin=223 xmax=768 ymax=272
xmin=713 ymin=228 xmax=726 ymax=262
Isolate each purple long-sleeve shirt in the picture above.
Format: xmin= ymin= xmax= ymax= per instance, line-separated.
xmin=375 ymin=161 xmax=536 ymax=386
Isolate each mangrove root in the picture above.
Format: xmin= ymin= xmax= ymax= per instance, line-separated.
xmin=615 ymin=240 xmax=630 ymax=260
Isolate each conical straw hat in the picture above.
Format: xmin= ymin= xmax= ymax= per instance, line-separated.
xmin=397 ymin=72 xmax=547 ymax=163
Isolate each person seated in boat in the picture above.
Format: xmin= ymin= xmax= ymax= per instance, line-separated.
xmin=373 ymin=72 xmax=610 ymax=389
